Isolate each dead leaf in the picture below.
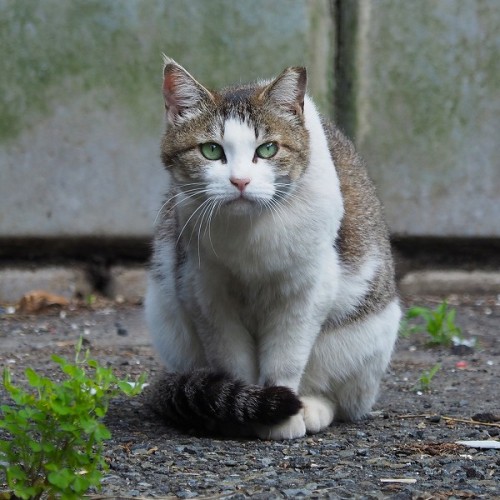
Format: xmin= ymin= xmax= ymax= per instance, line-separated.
xmin=396 ymin=442 xmax=463 ymax=456
xmin=17 ymin=290 xmax=69 ymax=314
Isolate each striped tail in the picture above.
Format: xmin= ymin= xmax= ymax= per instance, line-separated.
xmin=145 ymin=369 xmax=302 ymax=433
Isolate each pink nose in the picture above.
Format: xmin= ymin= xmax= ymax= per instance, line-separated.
xmin=230 ymin=177 xmax=251 ymax=192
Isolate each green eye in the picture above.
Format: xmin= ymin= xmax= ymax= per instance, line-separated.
xmin=256 ymin=142 xmax=278 ymax=159
xmin=200 ymin=143 xmax=224 ymax=161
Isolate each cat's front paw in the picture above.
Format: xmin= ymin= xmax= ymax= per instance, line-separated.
xmin=255 ymin=413 xmax=306 ymax=440
xmin=301 ymin=396 xmax=335 ymax=434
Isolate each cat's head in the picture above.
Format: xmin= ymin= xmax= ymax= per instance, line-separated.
xmin=160 ymin=57 xmax=310 ymax=215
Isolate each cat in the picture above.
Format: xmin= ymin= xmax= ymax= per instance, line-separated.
xmin=144 ymin=56 xmax=401 ymax=439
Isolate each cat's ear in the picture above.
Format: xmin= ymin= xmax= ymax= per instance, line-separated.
xmin=162 ymin=55 xmax=214 ymax=124
xmin=259 ymin=67 xmax=307 ymax=117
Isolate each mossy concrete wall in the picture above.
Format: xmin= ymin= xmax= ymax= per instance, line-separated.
xmin=1 ymin=0 xmax=499 ymax=242
xmin=337 ymin=0 xmax=500 ymax=237
xmin=0 ymin=0 xmax=334 ymax=238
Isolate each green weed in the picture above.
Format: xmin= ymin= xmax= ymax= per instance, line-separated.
xmin=84 ymin=294 xmax=97 ymax=307
xmin=416 ymin=363 xmax=441 ymax=392
xmin=401 ymin=301 xmax=462 ymax=347
xmin=0 ymin=338 xmax=146 ymax=499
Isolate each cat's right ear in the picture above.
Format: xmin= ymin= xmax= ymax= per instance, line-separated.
xmin=162 ymin=55 xmax=214 ymax=125
xmin=259 ymin=66 xmax=307 ymax=119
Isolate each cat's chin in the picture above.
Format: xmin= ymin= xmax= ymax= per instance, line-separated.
xmin=222 ymin=196 xmax=264 ymax=216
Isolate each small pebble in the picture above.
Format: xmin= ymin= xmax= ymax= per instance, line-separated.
xmin=177 ymin=491 xmax=198 ymax=499
xmin=283 ymin=488 xmax=312 ymax=498
xmin=115 ymin=322 xmax=128 ymax=336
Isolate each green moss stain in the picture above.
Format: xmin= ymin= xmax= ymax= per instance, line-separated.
xmin=357 ymin=0 xmax=500 ymax=184
xmin=0 ymin=0 xmax=332 ymax=143
xmin=0 ymin=1 xmax=151 ymax=141
xmin=307 ymin=0 xmax=335 ymax=116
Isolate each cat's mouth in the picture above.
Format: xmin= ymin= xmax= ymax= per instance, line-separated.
xmin=226 ymin=194 xmax=256 ymax=206
xmin=222 ymin=193 xmax=264 ymax=213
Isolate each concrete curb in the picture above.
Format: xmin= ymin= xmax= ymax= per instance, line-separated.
xmin=0 ymin=267 xmax=93 ymax=303
xmin=0 ymin=266 xmax=147 ymax=304
xmin=107 ymin=266 xmax=147 ymax=304
xmin=1 ymin=266 xmax=499 ymax=304
xmin=399 ymin=270 xmax=500 ymax=296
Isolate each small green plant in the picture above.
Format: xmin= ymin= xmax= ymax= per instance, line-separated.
xmin=416 ymin=363 xmax=441 ymax=392
xmin=401 ymin=301 xmax=462 ymax=346
xmin=84 ymin=294 xmax=97 ymax=307
xmin=0 ymin=338 xmax=146 ymax=500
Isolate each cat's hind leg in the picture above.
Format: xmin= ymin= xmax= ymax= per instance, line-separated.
xmin=333 ymin=357 xmax=386 ymax=422
xmin=304 ymin=299 xmax=401 ymax=424
xmin=332 ymin=301 xmax=401 ymax=421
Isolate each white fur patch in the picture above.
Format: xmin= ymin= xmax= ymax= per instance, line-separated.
xmin=330 ymin=254 xmax=381 ymax=320
xmin=301 ymin=299 xmax=401 ymax=417
xmin=301 ymin=395 xmax=335 ymax=433
xmin=202 ymin=118 xmax=276 ymax=206
xmin=255 ymin=413 xmax=306 ymax=440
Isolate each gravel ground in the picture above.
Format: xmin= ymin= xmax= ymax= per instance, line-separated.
xmin=0 ymin=293 xmax=499 ymax=499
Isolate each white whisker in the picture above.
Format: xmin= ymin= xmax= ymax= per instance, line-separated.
xmin=177 ymin=197 xmax=213 ymax=249
xmin=205 ymin=199 xmax=221 ymax=258
xmin=195 ymin=198 xmax=216 ymax=267
xmin=153 ymin=185 xmax=212 ymax=225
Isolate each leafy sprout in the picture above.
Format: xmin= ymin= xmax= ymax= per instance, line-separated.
xmin=400 ymin=301 xmax=462 ymax=347
xmin=416 ymin=363 xmax=441 ymax=392
xmin=0 ymin=338 xmax=147 ymax=499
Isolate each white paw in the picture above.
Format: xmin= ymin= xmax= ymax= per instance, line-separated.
xmin=255 ymin=413 xmax=306 ymax=440
xmin=301 ymin=396 xmax=335 ymax=434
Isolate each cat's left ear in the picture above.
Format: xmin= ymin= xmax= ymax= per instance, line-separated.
xmin=162 ymin=55 xmax=215 ymax=125
xmin=259 ymin=67 xmax=307 ymax=117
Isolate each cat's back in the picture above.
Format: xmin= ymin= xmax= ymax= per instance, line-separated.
xmin=323 ymin=122 xmax=392 ymax=265
xmin=321 ymin=121 xmax=397 ymax=322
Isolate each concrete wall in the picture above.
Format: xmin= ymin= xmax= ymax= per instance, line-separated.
xmin=337 ymin=0 xmax=500 ymax=237
xmin=0 ymin=0 xmax=334 ymax=239
xmin=1 ymin=0 xmax=499 ymax=242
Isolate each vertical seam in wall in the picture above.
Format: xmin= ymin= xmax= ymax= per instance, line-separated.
xmin=356 ymin=0 xmax=371 ymax=148
xmin=333 ymin=0 xmax=359 ymax=141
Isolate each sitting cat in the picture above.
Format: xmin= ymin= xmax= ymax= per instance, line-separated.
xmin=145 ymin=57 xmax=401 ymax=439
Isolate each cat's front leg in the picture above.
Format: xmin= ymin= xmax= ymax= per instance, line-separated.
xmin=255 ymin=305 xmax=327 ymax=439
xmin=258 ymin=310 xmax=321 ymax=391
xmin=193 ymin=269 xmax=258 ymax=384
xmin=198 ymin=315 xmax=258 ymax=384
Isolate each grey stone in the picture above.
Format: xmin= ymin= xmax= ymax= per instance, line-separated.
xmin=107 ymin=266 xmax=147 ymax=303
xmin=283 ymin=489 xmax=312 ymax=498
xmin=177 ymin=490 xmax=198 ymax=499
